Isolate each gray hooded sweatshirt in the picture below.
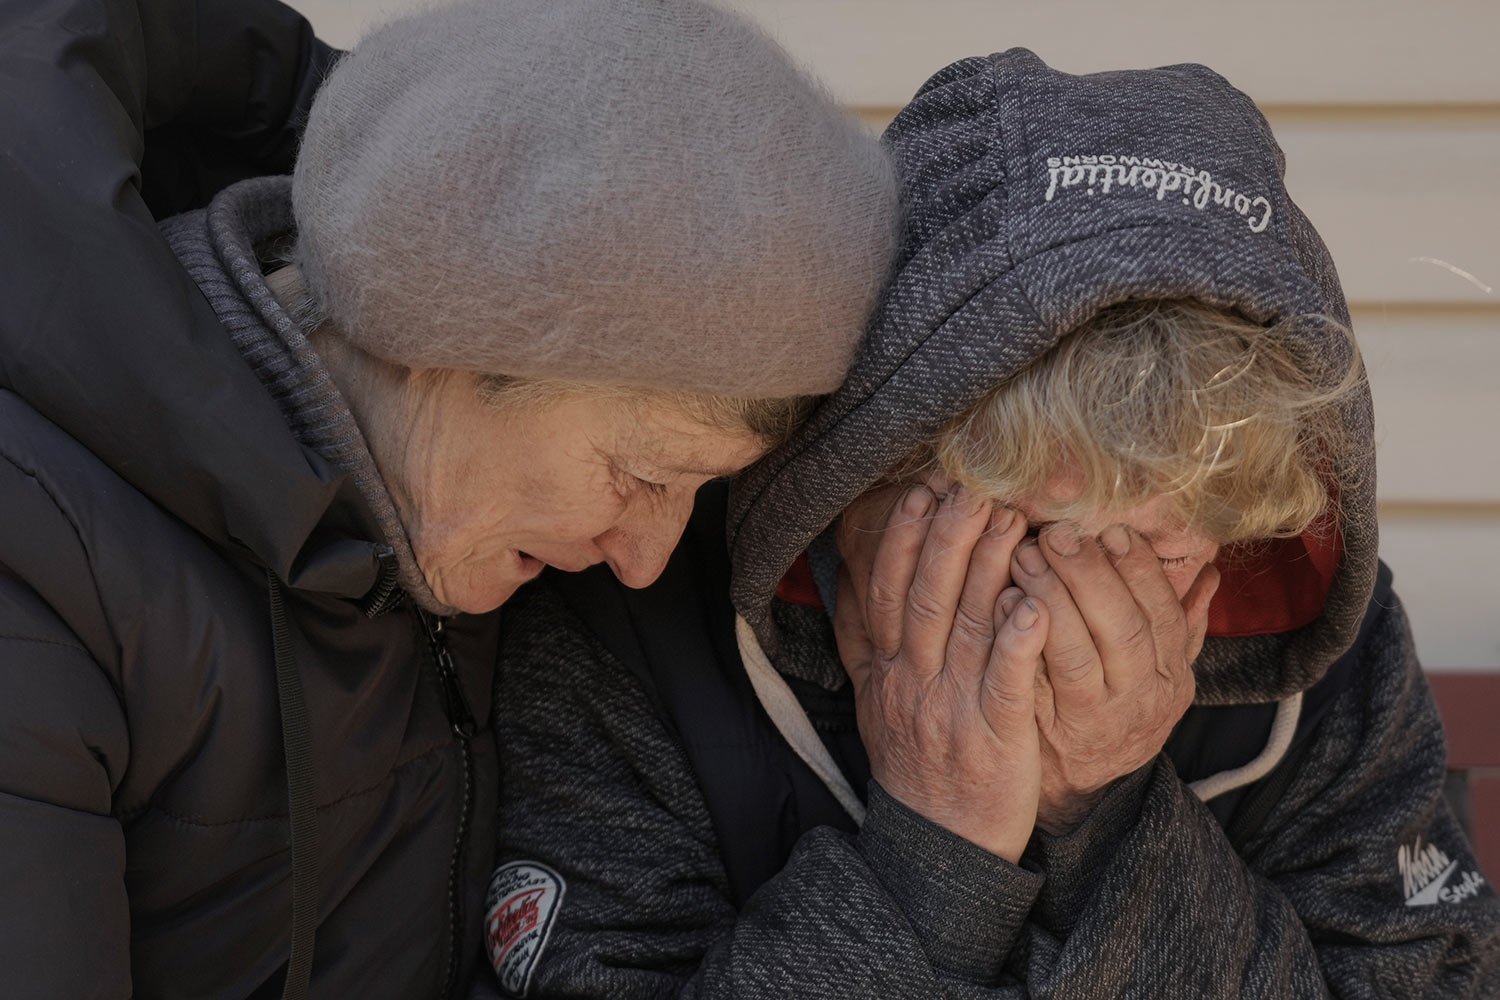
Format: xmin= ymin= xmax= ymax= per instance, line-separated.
xmin=482 ymin=50 xmax=1499 ymax=998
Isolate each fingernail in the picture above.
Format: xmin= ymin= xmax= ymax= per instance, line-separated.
xmin=991 ymin=507 xmax=1016 ymax=533
xmin=903 ymin=486 xmax=934 ymax=518
xmin=1100 ymin=524 xmax=1131 ymax=558
xmin=1045 ymin=526 xmax=1082 ymax=557
xmin=1015 ymin=539 xmax=1048 ymax=575
xmin=1013 ymin=598 xmax=1040 ymax=630
xmin=946 ymin=483 xmax=983 ymax=517
xmin=998 ymin=587 xmax=1023 ymax=618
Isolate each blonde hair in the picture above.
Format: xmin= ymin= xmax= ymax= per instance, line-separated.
xmin=935 ymin=299 xmax=1364 ymax=544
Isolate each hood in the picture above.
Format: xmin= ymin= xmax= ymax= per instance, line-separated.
xmin=728 ymin=49 xmax=1377 ymax=705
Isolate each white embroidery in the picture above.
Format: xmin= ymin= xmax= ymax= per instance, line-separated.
xmin=1399 ymin=836 xmax=1487 ymax=906
xmin=1043 ymin=153 xmax=1273 ymax=233
xmin=486 ymin=861 xmax=566 ymax=996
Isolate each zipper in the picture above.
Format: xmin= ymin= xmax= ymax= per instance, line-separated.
xmin=362 ymin=545 xmax=405 ymax=618
xmin=418 ymin=609 xmax=477 ymax=999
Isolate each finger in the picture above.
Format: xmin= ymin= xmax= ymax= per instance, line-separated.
xmin=1011 ymin=535 xmax=1106 ymax=707
xmin=944 ymin=506 xmax=1027 ymax=676
xmin=834 ymin=565 xmax=876 ymax=697
xmin=1181 ymin=561 xmax=1221 ymax=667
xmin=1098 ymin=523 xmax=1189 ymax=680
xmin=835 ymin=484 xmax=908 ymax=617
xmin=997 ymin=585 xmax=1057 ymax=726
xmin=979 ymin=594 xmax=1047 ymax=735
xmin=997 ymin=585 xmax=1026 ymax=621
xmin=900 ymin=484 xmax=992 ymax=679
xmin=864 ymin=486 xmax=936 ymax=658
xmin=922 ymin=466 xmax=958 ymax=498
xmin=1038 ymin=523 xmax=1156 ymax=693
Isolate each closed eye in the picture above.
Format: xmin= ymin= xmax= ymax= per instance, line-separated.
xmin=1158 ymin=554 xmax=1194 ymax=569
xmin=607 ymin=456 xmax=672 ymax=501
xmin=636 ymin=476 xmax=671 ymax=498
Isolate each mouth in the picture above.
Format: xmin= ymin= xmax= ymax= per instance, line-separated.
xmin=516 ymin=550 xmax=600 ymax=575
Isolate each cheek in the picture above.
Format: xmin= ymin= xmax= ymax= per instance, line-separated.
xmin=497 ymin=462 xmax=629 ymax=540
xmin=1165 ymin=547 xmax=1220 ymax=601
xmin=529 ymin=490 xmax=630 ymax=541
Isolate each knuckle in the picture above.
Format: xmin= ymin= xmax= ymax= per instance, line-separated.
xmin=981 ymin=673 xmax=1028 ymax=718
xmin=950 ymin=602 xmax=995 ymax=649
xmin=1048 ymin=643 xmax=1097 ymax=681
xmin=866 ymin=580 xmax=904 ymax=619
xmin=904 ymin=579 xmax=949 ymax=629
xmin=1117 ymin=618 xmax=1155 ymax=658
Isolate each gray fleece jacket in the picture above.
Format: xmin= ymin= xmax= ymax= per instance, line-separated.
xmin=481 ymin=50 xmax=1499 ymax=998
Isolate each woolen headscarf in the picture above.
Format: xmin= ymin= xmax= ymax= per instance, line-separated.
xmin=292 ymin=0 xmax=899 ymax=398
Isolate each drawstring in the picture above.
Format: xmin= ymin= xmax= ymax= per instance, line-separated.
xmin=1189 ymin=691 xmax=1303 ymax=802
xmin=268 ymin=572 xmax=318 ymax=999
xmin=734 ymin=616 xmax=867 ymax=824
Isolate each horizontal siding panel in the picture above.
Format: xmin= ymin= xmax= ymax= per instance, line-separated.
xmin=1357 ymin=306 xmax=1500 ymax=503
xmin=722 ymin=0 xmax=1500 ymax=107
xmin=1274 ymin=112 xmax=1499 ymax=305
xmin=1380 ymin=514 xmax=1500 ymax=670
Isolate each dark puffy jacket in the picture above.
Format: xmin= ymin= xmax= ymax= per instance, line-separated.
xmin=1 ymin=2 xmax=499 ymax=996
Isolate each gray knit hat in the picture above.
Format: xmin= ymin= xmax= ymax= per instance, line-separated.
xmin=291 ymin=0 xmax=898 ymax=398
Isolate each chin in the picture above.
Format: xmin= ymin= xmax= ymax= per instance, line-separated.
xmin=429 ymin=571 xmax=531 ymax=616
xmin=466 ymin=582 xmax=529 ymax=614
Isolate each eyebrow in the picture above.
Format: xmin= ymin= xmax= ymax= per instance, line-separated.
xmin=672 ymin=463 xmax=749 ymax=479
xmin=1025 ymin=515 xmax=1169 ymax=546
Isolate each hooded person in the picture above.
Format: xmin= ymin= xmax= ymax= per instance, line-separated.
xmin=484 ymin=49 xmax=1500 ymax=997
xmin=0 ymin=0 xmax=898 ymax=996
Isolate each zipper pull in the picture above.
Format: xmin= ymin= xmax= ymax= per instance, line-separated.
xmin=361 ymin=545 xmax=405 ymax=618
xmin=422 ymin=613 xmax=478 ymax=741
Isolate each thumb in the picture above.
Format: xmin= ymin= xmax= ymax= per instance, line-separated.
xmin=980 ymin=595 xmax=1046 ymax=733
xmin=834 ymin=565 xmax=875 ymax=696
xmin=1182 ymin=562 xmax=1221 ymax=665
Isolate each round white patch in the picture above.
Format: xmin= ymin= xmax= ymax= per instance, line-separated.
xmin=485 ymin=860 xmax=566 ymax=997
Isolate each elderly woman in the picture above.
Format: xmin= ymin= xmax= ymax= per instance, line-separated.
xmin=484 ymin=50 xmax=1500 ymax=996
xmin=0 ymin=0 xmax=895 ymax=996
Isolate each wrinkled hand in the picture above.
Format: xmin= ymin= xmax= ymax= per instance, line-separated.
xmin=1008 ymin=523 xmax=1219 ymax=834
xmin=834 ymin=483 xmax=1047 ymax=862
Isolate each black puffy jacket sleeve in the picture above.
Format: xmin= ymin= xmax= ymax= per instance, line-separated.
xmin=0 ymin=1 xmax=330 ymax=993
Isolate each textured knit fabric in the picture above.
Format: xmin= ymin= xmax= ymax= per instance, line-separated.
xmin=292 ymin=0 xmax=899 ymax=397
xmin=161 ymin=175 xmax=450 ymax=614
xmin=481 ymin=50 xmax=1499 ymax=998
xmin=486 ymin=572 xmax=1498 ymax=997
xmin=0 ymin=1 xmax=503 ymax=995
xmin=727 ymin=50 xmax=1376 ymax=705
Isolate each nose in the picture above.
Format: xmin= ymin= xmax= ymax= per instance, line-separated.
xmin=595 ymin=493 xmax=695 ymax=589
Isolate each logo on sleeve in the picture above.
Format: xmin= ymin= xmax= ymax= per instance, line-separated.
xmin=486 ymin=861 xmax=566 ymax=996
xmin=1399 ymin=837 xmax=1487 ymax=906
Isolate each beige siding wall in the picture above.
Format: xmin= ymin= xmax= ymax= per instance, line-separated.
xmin=287 ymin=0 xmax=1500 ymax=668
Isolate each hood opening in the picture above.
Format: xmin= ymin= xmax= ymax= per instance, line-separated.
xmin=1207 ymin=527 xmax=1340 ymax=638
